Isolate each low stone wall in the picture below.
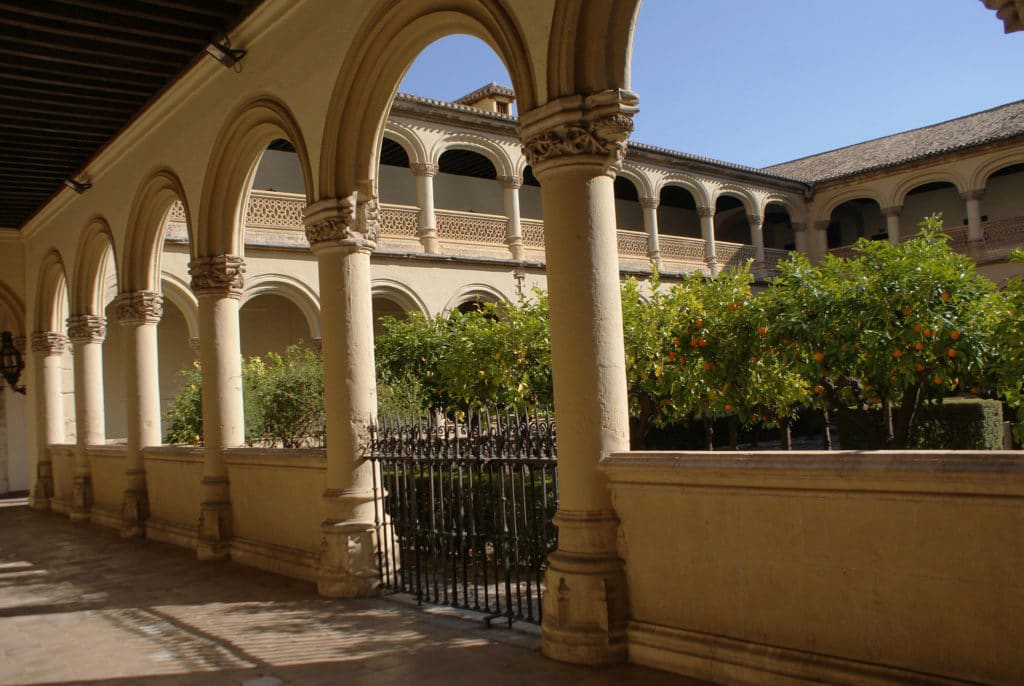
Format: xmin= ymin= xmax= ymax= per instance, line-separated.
xmin=48 ymin=444 xmax=75 ymax=514
xmin=143 ymin=446 xmax=204 ymax=548
xmin=224 ymin=447 xmax=326 ymax=582
xmin=602 ymin=450 xmax=1024 ymax=685
xmin=87 ymin=445 xmax=126 ymax=529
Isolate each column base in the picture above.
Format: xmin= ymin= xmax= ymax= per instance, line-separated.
xmin=120 ymin=488 xmax=149 ymax=538
xmin=317 ymin=520 xmax=381 ymax=598
xmin=540 ymin=509 xmax=629 ymax=665
xmin=968 ymin=238 xmax=986 ymax=259
xmin=29 ymin=464 xmax=53 ymax=510
xmin=196 ymin=500 xmax=233 ymax=560
xmin=69 ymin=474 xmax=92 ymax=522
xmin=705 ymin=258 xmax=719 ymax=277
xmin=507 ymin=239 xmax=525 ymax=261
xmin=419 ymin=231 xmax=439 ymax=254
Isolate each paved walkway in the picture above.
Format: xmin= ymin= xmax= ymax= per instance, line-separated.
xmin=0 ymin=500 xmax=703 ymax=685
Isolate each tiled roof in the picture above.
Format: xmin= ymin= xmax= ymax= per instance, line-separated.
xmin=763 ymin=100 xmax=1024 ymax=183
xmin=453 ymin=82 xmax=516 ymax=105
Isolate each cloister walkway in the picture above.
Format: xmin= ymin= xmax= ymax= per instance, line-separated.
xmin=0 ymin=499 xmax=702 ymax=686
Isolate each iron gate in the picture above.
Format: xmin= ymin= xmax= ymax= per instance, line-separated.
xmin=370 ymin=408 xmax=557 ymax=626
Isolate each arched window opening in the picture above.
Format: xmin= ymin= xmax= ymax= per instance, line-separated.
xmin=983 ymin=163 xmax=1024 ymax=223
xmin=614 ymin=177 xmax=642 ymax=231
xmin=658 ymin=185 xmax=700 ymax=238
xmin=520 ymin=165 xmax=543 ymax=220
xmin=372 ymin=296 xmax=413 ymax=338
xmin=827 ymin=198 xmax=883 ymax=248
xmin=435 ymin=149 xmax=501 ymax=214
xmin=714 ymin=195 xmax=750 ymax=244
xmin=250 ymin=138 xmax=305 ymax=195
xmin=378 ymin=137 xmax=415 ymax=205
xmin=763 ymin=204 xmax=794 ymax=250
xmin=902 ymin=181 xmax=961 ymax=236
xmin=157 ymin=297 xmax=195 ymax=438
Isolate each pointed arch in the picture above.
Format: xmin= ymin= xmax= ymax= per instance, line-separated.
xmin=761 ymin=193 xmax=806 ymax=222
xmin=890 ymin=171 xmax=966 ymax=208
xmin=34 ymin=250 xmax=69 ymax=333
xmin=658 ymin=175 xmax=711 ymax=208
xmin=123 ymin=168 xmax=192 ymax=293
xmin=241 ymin=274 xmax=322 ymax=339
xmin=71 ymin=217 xmax=118 ymax=317
xmin=817 ymin=189 xmax=887 ymax=223
xmin=319 ymin=1 xmax=539 ymax=202
xmin=431 ymin=134 xmax=516 ymax=178
xmin=199 ymin=96 xmax=314 ymax=258
xmin=713 ymin=185 xmax=758 ymax=216
xmin=971 ymin=150 xmax=1024 ymax=190
xmin=618 ymin=164 xmax=655 ymax=200
xmin=443 ymin=283 xmax=509 ymax=316
xmin=547 ymin=0 xmax=641 ymax=98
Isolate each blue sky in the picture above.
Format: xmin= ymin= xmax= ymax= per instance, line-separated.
xmin=398 ymin=1 xmax=1023 ymax=168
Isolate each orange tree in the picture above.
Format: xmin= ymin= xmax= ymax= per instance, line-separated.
xmin=991 ymin=250 xmax=1024 ymax=443
xmin=762 ymin=215 xmax=998 ymax=448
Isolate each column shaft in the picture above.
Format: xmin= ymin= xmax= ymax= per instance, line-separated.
xmin=749 ymin=213 xmax=766 ymax=276
xmin=640 ymin=197 xmax=660 ymax=263
xmin=964 ymin=191 xmax=985 ymax=257
xmin=501 ymin=176 xmax=524 ymax=260
xmin=29 ymin=332 xmax=65 ymax=509
xmin=412 ymin=163 xmax=439 ymax=253
xmin=67 ymin=314 xmax=106 ymax=522
xmin=698 ymin=207 xmax=718 ymax=275
xmin=883 ymin=206 xmax=902 ymax=245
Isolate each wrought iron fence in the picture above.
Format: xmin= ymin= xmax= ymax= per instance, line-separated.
xmin=369 ymin=407 xmax=557 ymax=626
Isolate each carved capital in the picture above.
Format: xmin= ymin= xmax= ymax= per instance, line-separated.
xmin=882 ymin=205 xmax=903 ymax=218
xmin=747 ymin=213 xmax=763 ymax=229
xmin=961 ymin=189 xmax=985 ymax=202
xmin=189 ymin=254 xmax=245 ymax=297
xmin=410 ymin=162 xmax=438 ymax=178
xmin=791 ymin=221 xmax=807 ymax=234
xmin=697 ymin=206 xmax=715 ymax=219
xmin=498 ymin=174 xmax=523 ymax=189
xmin=303 ymin=195 xmax=378 ymax=253
xmin=115 ymin=291 xmax=163 ymax=326
xmin=639 ymin=196 xmax=658 ymax=210
xmin=519 ymin=90 xmax=638 ymax=175
xmin=30 ymin=331 xmax=67 ymax=355
xmin=66 ymin=315 xmax=106 ymax=344
xmin=814 ymin=219 xmax=831 ymax=232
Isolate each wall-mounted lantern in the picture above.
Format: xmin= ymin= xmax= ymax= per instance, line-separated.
xmin=1 ymin=331 xmax=25 ymax=394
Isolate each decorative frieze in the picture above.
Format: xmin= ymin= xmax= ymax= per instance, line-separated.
xmin=303 ymin=195 xmax=379 ymax=252
xmin=410 ymin=162 xmax=439 ymax=178
xmin=189 ymin=254 xmax=245 ymax=296
xmin=115 ymin=291 xmax=164 ymax=326
xmin=519 ymin=90 xmax=639 ymax=173
xmin=30 ymin=331 xmax=67 ymax=355
xmin=66 ymin=315 xmax=107 ymax=344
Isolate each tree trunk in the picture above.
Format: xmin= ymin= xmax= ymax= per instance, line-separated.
xmin=704 ymin=413 xmax=714 ymax=451
xmin=729 ymin=415 xmax=739 ymax=451
xmin=779 ymin=416 xmax=792 ymax=450
xmin=822 ymin=407 xmax=832 ymax=450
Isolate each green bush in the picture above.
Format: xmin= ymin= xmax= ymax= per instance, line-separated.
xmin=837 ymin=397 xmax=1003 ymax=450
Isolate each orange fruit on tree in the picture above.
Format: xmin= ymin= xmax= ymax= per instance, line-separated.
xmin=914 ymin=342 xmax=924 ymax=351
xmin=947 ymin=348 xmax=957 ymax=358
xmin=668 ymin=351 xmax=677 ymax=361
xmin=757 ymin=325 xmax=768 ymax=336
xmin=673 ymin=337 xmax=682 ymax=347
xmin=703 ymin=361 xmax=713 ymax=371
xmin=950 ymin=331 xmax=960 ymax=340
xmin=724 ymin=404 xmax=733 ymax=413
xmin=970 ymin=386 xmax=980 ymax=394
xmin=934 ymin=376 xmax=943 ymax=385
xmin=923 ymin=328 xmax=932 ymax=337
xmin=689 ymin=337 xmax=698 ymax=348
xmin=694 ymin=317 xmax=703 ymax=328
xmin=916 ymin=363 xmax=925 ymax=372
xmin=902 ymin=307 xmax=911 ymax=316
xmin=698 ymin=338 xmax=708 ymax=347
xmin=941 ymin=291 xmax=950 ymax=302
xmin=813 ymin=385 xmax=824 ymax=394
xmin=889 ymin=377 xmax=896 ymax=385
xmin=813 ymin=351 xmax=824 ymax=362
xmin=893 ymin=349 xmax=903 ymax=359
xmin=913 ymin=323 xmax=922 ymax=333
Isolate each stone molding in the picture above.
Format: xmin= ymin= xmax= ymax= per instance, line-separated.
xmin=410 ymin=162 xmax=438 ymax=177
xmin=696 ymin=205 xmax=714 ymax=219
xmin=303 ymin=196 xmax=379 ymax=253
xmin=115 ymin=291 xmax=164 ymax=325
xmin=882 ymin=205 xmax=903 ymax=218
xmin=189 ymin=254 xmax=245 ymax=297
xmin=961 ymin=188 xmax=986 ymax=202
xmin=66 ymin=315 xmax=107 ymax=344
xmin=497 ymin=174 xmax=522 ymax=189
xmin=814 ymin=219 xmax=831 ymax=232
xmin=30 ymin=331 xmax=67 ymax=355
xmin=639 ymin=196 xmax=658 ymax=210
xmin=519 ymin=89 xmax=639 ymax=174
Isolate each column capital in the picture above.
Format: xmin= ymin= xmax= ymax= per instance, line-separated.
xmin=814 ymin=219 xmax=831 ymax=232
xmin=697 ymin=205 xmax=715 ymax=219
xmin=882 ymin=205 xmax=902 ymax=218
xmin=791 ymin=221 xmax=807 ymax=233
xmin=498 ymin=174 xmax=523 ymax=189
xmin=639 ymin=196 xmax=658 ymax=210
xmin=303 ymin=195 xmax=379 ymax=254
xmin=747 ymin=213 xmax=763 ymax=228
xmin=189 ymin=254 xmax=245 ymax=298
xmin=518 ymin=89 xmax=639 ymax=177
xmin=961 ymin=188 xmax=985 ymax=201
xmin=410 ymin=162 xmax=438 ymax=178
xmin=30 ymin=331 xmax=67 ymax=355
xmin=66 ymin=315 xmax=106 ymax=344
xmin=115 ymin=291 xmax=163 ymax=326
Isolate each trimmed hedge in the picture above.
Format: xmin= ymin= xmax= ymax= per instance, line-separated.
xmin=837 ymin=398 xmax=1003 ymax=450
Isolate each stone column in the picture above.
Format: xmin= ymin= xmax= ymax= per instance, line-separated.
xmin=639 ymin=196 xmax=660 ymax=264
xmin=29 ymin=332 xmax=66 ymax=509
xmin=303 ymin=194 xmax=381 ymax=598
xmin=792 ymin=221 xmax=809 ymax=255
xmin=698 ymin=205 xmax=718 ymax=275
xmin=115 ymin=291 xmax=163 ymax=537
xmin=189 ymin=337 xmax=200 ymax=355
xmin=66 ymin=314 xmax=106 ymax=522
xmin=883 ymin=205 xmax=902 ymax=245
xmin=813 ymin=219 xmax=831 ymax=263
xmin=412 ymin=162 xmax=439 ymax=253
xmin=500 ymin=175 xmax=525 ymax=261
xmin=748 ymin=212 xmax=766 ymax=277
xmin=963 ymin=189 xmax=985 ymax=257
xmin=189 ymin=254 xmax=245 ymax=560
xmin=519 ymin=89 xmax=638 ymax=665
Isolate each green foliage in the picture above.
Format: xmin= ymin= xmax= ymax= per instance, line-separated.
xmin=374 ymin=290 xmax=552 ymax=412
xmin=163 ymin=360 xmax=204 ymax=446
xmin=992 ymin=248 xmax=1024 ymax=442
xmin=838 ymin=398 xmax=1003 ymax=450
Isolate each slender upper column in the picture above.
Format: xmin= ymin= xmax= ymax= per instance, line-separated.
xmin=519 ymin=88 xmax=637 ymax=665
xmin=962 ymin=189 xmax=985 ymax=257
xmin=411 ymin=162 xmax=439 ymax=253
xmin=499 ymin=174 xmax=524 ymax=260
xmin=115 ymin=290 xmax=163 ymax=537
xmin=697 ymin=205 xmax=718 ymax=275
xmin=639 ymin=196 xmax=660 ymax=263
xmin=748 ymin=212 xmax=766 ymax=276
xmin=303 ymin=192 xmax=381 ymax=598
xmin=189 ymin=253 xmax=245 ymax=560
xmin=66 ymin=314 xmax=106 ymax=522
xmin=882 ymin=205 xmax=902 ymax=245
xmin=29 ymin=331 xmax=66 ymax=509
